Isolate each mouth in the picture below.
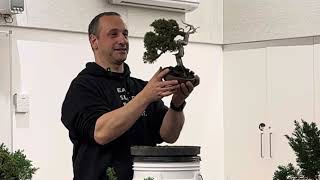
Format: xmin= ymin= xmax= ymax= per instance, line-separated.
xmin=114 ymin=48 xmax=128 ymax=54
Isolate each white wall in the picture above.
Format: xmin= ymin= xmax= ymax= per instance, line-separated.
xmin=0 ymin=27 xmax=223 ymax=180
xmin=186 ymin=0 xmax=223 ymax=44
xmin=224 ymin=0 xmax=320 ymax=44
xmin=7 ymin=27 xmax=93 ymax=179
xmin=0 ymin=0 xmax=222 ymax=44
xmin=0 ymin=0 xmax=223 ymax=179
xmin=0 ymin=32 xmax=12 ymax=150
xmin=315 ymin=37 xmax=320 ymax=124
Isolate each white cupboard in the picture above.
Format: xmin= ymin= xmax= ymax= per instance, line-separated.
xmin=224 ymin=41 xmax=315 ymax=180
xmin=267 ymin=45 xmax=314 ymax=171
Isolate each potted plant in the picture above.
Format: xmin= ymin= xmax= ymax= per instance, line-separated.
xmin=273 ymin=120 xmax=320 ymax=180
xmin=143 ymin=18 xmax=200 ymax=86
xmin=0 ymin=143 xmax=38 ymax=180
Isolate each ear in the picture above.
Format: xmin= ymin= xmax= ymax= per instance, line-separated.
xmin=89 ymin=34 xmax=98 ymax=50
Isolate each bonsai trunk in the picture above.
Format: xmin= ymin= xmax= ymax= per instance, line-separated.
xmin=175 ymin=55 xmax=188 ymax=77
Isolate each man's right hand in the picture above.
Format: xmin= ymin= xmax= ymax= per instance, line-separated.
xmin=142 ymin=68 xmax=179 ymax=103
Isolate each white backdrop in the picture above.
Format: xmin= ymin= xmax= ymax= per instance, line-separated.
xmin=0 ymin=26 xmax=224 ymax=180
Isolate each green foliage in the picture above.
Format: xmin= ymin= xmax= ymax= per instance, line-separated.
xmin=106 ymin=167 xmax=117 ymax=180
xmin=273 ymin=163 xmax=300 ymax=180
xmin=105 ymin=167 xmax=154 ymax=180
xmin=273 ymin=120 xmax=320 ymax=180
xmin=143 ymin=19 xmax=183 ymax=63
xmin=0 ymin=143 xmax=38 ymax=180
xmin=144 ymin=177 xmax=154 ymax=180
xmin=286 ymin=120 xmax=320 ymax=179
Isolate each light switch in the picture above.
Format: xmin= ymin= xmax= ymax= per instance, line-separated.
xmin=13 ymin=94 xmax=29 ymax=113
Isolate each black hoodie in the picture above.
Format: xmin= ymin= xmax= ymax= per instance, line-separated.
xmin=61 ymin=62 xmax=168 ymax=180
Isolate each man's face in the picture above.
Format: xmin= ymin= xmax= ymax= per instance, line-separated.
xmin=91 ymin=15 xmax=129 ymax=65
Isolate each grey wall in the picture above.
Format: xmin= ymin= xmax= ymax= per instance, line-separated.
xmin=224 ymin=0 xmax=320 ymax=44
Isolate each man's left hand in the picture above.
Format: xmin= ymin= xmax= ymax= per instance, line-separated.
xmin=171 ymin=75 xmax=200 ymax=107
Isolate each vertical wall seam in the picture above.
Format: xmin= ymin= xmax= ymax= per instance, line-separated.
xmin=9 ymin=30 xmax=13 ymax=152
xmin=265 ymin=47 xmax=269 ymax=128
xmin=313 ymin=36 xmax=316 ymax=122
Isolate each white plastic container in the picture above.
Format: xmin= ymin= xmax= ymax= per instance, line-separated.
xmin=132 ymin=161 xmax=202 ymax=180
xmin=131 ymin=146 xmax=202 ymax=180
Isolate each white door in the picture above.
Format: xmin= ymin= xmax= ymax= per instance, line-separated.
xmin=0 ymin=31 xmax=12 ymax=150
xmin=224 ymin=48 xmax=269 ymax=180
xmin=267 ymin=45 xmax=315 ymax=173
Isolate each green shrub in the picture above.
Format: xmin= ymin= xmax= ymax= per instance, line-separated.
xmin=0 ymin=143 xmax=38 ymax=180
xmin=273 ymin=120 xmax=320 ymax=180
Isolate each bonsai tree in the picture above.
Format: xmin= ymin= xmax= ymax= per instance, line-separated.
xmin=143 ymin=18 xmax=199 ymax=86
xmin=273 ymin=120 xmax=320 ymax=180
xmin=0 ymin=143 xmax=38 ymax=180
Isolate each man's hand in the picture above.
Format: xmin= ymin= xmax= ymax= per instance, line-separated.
xmin=142 ymin=68 xmax=179 ymax=104
xmin=171 ymin=75 xmax=200 ymax=106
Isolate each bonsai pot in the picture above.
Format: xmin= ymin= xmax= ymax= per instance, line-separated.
xmin=164 ymin=66 xmax=200 ymax=87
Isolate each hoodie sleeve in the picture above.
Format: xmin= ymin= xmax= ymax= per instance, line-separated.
xmin=61 ymin=78 xmax=111 ymax=143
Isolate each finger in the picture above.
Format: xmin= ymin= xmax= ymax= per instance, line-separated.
xmin=159 ymin=80 xmax=179 ymax=87
xmin=150 ymin=67 xmax=163 ymax=80
xmin=161 ymin=85 xmax=179 ymax=92
xmin=160 ymin=91 xmax=175 ymax=97
xmin=185 ymin=81 xmax=194 ymax=92
xmin=156 ymin=68 xmax=171 ymax=80
xmin=180 ymin=83 xmax=190 ymax=96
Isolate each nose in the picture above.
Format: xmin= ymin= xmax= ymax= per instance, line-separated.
xmin=118 ymin=34 xmax=128 ymax=45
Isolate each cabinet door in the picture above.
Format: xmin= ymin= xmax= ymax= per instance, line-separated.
xmin=224 ymin=48 xmax=269 ymax=180
xmin=0 ymin=32 xmax=12 ymax=150
xmin=267 ymin=45 xmax=314 ymax=173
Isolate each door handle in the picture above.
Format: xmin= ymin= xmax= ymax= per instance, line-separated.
xmin=269 ymin=132 xmax=272 ymax=158
xmin=260 ymin=132 xmax=264 ymax=158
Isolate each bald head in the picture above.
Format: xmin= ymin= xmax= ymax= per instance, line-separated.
xmin=88 ymin=12 xmax=121 ymax=38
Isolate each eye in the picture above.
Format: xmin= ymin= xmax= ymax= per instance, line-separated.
xmin=108 ymin=30 xmax=119 ymax=37
xmin=123 ymin=32 xmax=128 ymax=38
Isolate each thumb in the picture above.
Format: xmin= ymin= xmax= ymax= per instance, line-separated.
xmin=150 ymin=67 xmax=163 ymax=80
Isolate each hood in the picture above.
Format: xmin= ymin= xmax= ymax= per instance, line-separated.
xmin=79 ymin=62 xmax=131 ymax=80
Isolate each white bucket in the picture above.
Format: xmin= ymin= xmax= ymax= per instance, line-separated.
xmin=132 ymin=161 xmax=202 ymax=180
xmin=131 ymin=146 xmax=202 ymax=180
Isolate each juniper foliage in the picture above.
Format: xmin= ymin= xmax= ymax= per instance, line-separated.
xmin=273 ymin=120 xmax=320 ymax=180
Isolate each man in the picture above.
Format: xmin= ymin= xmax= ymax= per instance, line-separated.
xmin=61 ymin=12 xmax=198 ymax=180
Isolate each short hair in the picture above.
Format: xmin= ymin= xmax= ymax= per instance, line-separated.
xmin=88 ymin=12 xmax=120 ymax=38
